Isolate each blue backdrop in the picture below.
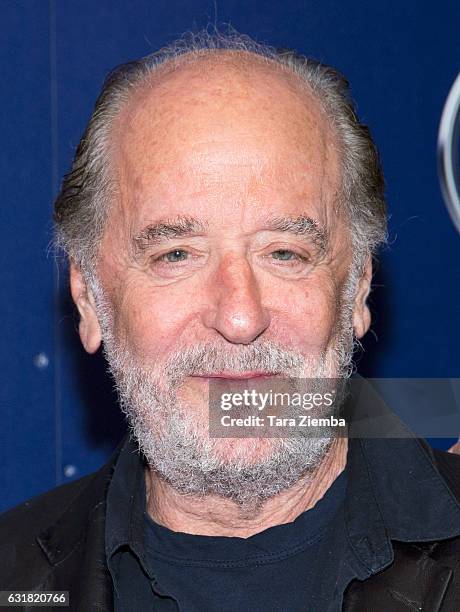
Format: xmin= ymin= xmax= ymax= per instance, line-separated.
xmin=1 ymin=0 xmax=460 ymax=513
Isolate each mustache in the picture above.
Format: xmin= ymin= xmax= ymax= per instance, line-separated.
xmin=160 ymin=340 xmax=313 ymax=385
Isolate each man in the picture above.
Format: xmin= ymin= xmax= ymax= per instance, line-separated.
xmin=2 ymin=30 xmax=460 ymax=611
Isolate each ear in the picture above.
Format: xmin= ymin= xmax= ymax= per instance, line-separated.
xmin=69 ymin=260 xmax=102 ymax=354
xmin=352 ymin=256 xmax=373 ymax=339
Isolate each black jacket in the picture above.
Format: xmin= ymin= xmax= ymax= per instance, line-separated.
xmin=2 ymin=440 xmax=460 ymax=611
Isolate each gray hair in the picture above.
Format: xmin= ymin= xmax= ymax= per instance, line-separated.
xmin=53 ymin=29 xmax=387 ymax=283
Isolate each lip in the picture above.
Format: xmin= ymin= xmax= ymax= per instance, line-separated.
xmin=191 ymin=372 xmax=279 ymax=380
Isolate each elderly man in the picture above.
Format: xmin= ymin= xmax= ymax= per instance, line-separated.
xmin=2 ymin=31 xmax=460 ymax=611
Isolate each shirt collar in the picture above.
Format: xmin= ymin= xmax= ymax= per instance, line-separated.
xmin=105 ymin=434 xmax=148 ymax=574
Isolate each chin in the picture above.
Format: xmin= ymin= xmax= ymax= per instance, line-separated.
xmin=206 ymin=436 xmax=284 ymax=465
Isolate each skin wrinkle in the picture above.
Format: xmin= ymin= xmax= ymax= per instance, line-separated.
xmin=130 ymin=215 xmax=330 ymax=278
xmin=71 ymin=51 xmax=372 ymax=536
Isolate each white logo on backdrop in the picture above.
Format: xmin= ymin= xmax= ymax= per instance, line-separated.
xmin=438 ymin=73 xmax=460 ymax=234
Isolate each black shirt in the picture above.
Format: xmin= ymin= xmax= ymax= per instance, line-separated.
xmin=138 ymin=464 xmax=346 ymax=611
xmin=105 ymin=392 xmax=460 ymax=611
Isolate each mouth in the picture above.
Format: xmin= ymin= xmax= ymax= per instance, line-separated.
xmin=190 ymin=371 xmax=280 ymax=381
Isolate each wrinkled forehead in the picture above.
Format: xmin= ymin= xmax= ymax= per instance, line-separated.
xmin=108 ymin=51 xmax=343 ymax=235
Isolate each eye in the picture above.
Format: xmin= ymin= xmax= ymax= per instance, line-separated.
xmin=158 ymin=249 xmax=189 ymax=263
xmin=148 ymin=246 xmax=206 ymax=279
xmin=270 ymin=249 xmax=308 ymax=262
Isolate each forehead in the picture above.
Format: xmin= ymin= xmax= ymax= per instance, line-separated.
xmin=108 ymin=52 xmax=342 ymax=233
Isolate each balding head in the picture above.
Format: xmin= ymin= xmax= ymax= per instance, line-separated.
xmin=102 ymin=51 xmax=342 ymax=282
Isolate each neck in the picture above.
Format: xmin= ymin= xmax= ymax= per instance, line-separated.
xmin=145 ymin=436 xmax=348 ymax=538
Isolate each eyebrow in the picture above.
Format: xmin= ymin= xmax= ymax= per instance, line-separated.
xmin=263 ymin=214 xmax=329 ymax=255
xmin=131 ymin=213 xmax=328 ymax=256
xmin=132 ymin=216 xmax=209 ymax=255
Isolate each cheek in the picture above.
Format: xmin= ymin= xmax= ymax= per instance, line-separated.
xmin=111 ymin=280 xmax=199 ymax=361
xmin=267 ymin=277 xmax=340 ymax=352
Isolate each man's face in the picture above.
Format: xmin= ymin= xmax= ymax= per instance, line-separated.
xmin=72 ymin=55 xmax=371 ymax=505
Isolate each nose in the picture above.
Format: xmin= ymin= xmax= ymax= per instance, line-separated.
xmin=201 ymin=254 xmax=271 ymax=344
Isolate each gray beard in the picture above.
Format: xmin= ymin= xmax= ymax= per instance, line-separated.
xmin=93 ymin=281 xmax=355 ymax=508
